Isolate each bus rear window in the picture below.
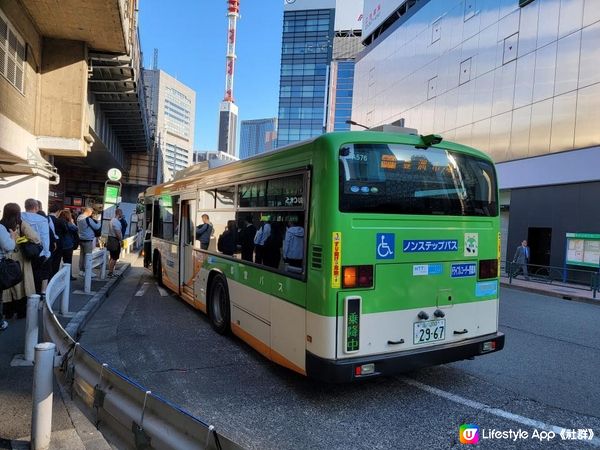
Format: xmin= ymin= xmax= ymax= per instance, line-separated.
xmin=339 ymin=143 xmax=497 ymax=216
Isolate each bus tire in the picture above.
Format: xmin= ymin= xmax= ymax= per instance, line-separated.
xmin=208 ymin=273 xmax=231 ymax=335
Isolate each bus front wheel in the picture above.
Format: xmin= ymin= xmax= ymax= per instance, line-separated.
xmin=209 ymin=274 xmax=231 ymax=335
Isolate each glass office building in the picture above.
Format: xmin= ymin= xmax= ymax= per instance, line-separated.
xmin=276 ymin=4 xmax=335 ymax=147
xmin=353 ymin=0 xmax=600 ymax=272
xmin=329 ymin=60 xmax=355 ymax=131
xmin=239 ymin=118 xmax=278 ymax=159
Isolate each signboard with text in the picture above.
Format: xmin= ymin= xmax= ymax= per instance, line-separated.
xmin=565 ymin=233 xmax=600 ymax=268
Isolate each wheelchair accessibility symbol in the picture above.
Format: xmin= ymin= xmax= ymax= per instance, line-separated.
xmin=376 ymin=233 xmax=395 ymax=259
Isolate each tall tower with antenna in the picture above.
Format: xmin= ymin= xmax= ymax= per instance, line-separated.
xmin=217 ymin=0 xmax=240 ymax=156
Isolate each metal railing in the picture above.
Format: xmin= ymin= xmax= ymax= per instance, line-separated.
xmin=503 ymin=260 xmax=600 ymax=296
xmin=83 ymin=249 xmax=108 ymax=294
xmin=39 ymin=256 xmax=242 ymax=449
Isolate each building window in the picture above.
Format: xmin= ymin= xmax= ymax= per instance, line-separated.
xmin=459 ymin=58 xmax=472 ymax=85
xmin=431 ymin=19 xmax=441 ymax=44
xmin=0 ymin=11 xmax=26 ymax=94
xmin=427 ymin=76 xmax=438 ymax=99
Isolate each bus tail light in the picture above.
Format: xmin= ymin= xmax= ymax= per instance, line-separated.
xmin=478 ymin=259 xmax=498 ymax=279
xmin=342 ymin=265 xmax=373 ymax=288
xmin=481 ymin=340 xmax=497 ymax=353
xmin=355 ymin=363 xmax=375 ymax=377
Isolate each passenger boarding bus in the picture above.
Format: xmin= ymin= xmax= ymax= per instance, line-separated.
xmin=142 ymin=129 xmax=504 ymax=382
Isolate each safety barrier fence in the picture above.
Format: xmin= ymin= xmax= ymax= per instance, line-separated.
xmin=35 ymin=259 xmax=243 ymax=450
xmin=83 ymin=248 xmax=108 ymax=294
xmin=122 ymin=229 xmax=144 ymax=255
xmin=502 ymin=260 xmax=600 ymax=297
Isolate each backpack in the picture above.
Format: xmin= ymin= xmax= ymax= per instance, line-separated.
xmin=87 ymin=217 xmax=102 ymax=237
xmin=71 ymin=228 xmax=80 ymax=251
xmin=47 ymin=216 xmax=59 ymax=252
xmin=119 ymin=217 xmax=127 ymax=235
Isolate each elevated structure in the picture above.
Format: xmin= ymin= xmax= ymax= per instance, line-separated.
xmin=0 ymin=0 xmax=151 ymax=208
xmin=217 ymin=0 xmax=240 ymax=157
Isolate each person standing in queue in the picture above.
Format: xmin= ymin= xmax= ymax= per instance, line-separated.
xmin=106 ymin=209 xmax=123 ymax=277
xmin=77 ymin=207 xmax=101 ymax=278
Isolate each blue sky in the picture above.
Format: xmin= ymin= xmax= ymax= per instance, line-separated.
xmin=139 ymin=1 xmax=284 ymax=151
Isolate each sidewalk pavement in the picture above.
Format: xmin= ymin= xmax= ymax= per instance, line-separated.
xmin=0 ymin=249 xmax=136 ymax=450
xmin=500 ymin=274 xmax=600 ymax=305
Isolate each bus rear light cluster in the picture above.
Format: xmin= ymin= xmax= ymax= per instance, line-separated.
xmin=342 ymin=265 xmax=374 ymax=288
xmin=354 ymin=363 xmax=375 ymax=377
xmin=478 ymin=259 xmax=498 ymax=279
xmin=481 ymin=340 xmax=497 ymax=353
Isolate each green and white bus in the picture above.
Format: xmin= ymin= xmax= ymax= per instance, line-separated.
xmin=143 ymin=129 xmax=504 ymax=382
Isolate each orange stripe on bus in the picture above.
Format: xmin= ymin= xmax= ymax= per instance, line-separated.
xmin=231 ymin=323 xmax=306 ymax=376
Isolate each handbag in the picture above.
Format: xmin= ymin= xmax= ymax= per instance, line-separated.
xmin=0 ymin=258 xmax=23 ymax=290
xmin=16 ymin=236 xmax=43 ymax=261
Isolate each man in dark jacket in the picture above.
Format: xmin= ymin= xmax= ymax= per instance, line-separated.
xmin=237 ymin=216 xmax=256 ymax=262
xmin=48 ymin=203 xmax=67 ymax=277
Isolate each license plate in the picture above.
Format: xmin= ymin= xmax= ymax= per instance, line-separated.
xmin=413 ymin=319 xmax=446 ymax=345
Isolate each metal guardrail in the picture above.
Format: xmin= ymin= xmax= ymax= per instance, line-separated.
xmin=83 ymin=249 xmax=108 ymax=294
xmin=503 ymin=260 xmax=600 ymax=294
xmin=122 ymin=229 xmax=144 ymax=255
xmin=40 ymin=261 xmax=243 ymax=450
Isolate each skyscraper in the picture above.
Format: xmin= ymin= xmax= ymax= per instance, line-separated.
xmin=239 ymin=118 xmax=278 ymax=159
xmin=277 ymin=0 xmax=363 ymax=147
xmin=144 ymin=69 xmax=196 ymax=181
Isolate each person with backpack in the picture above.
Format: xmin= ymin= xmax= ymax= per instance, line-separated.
xmin=22 ymin=198 xmax=51 ymax=297
xmin=119 ymin=215 xmax=128 ymax=238
xmin=2 ymin=203 xmax=39 ymax=320
xmin=59 ymin=209 xmax=78 ymax=280
xmin=77 ymin=207 xmax=101 ymax=278
xmin=195 ymin=214 xmax=213 ymax=250
xmin=0 ymin=205 xmax=18 ymax=330
xmin=48 ymin=203 xmax=67 ymax=278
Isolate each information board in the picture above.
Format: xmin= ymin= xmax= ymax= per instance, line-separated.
xmin=566 ymin=233 xmax=600 ymax=268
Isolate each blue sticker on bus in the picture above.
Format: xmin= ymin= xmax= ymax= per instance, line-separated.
xmin=376 ymin=233 xmax=395 ymax=259
xmin=413 ymin=263 xmax=443 ymax=276
xmin=476 ymin=281 xmax=498 ymax=297
xmin=451 ymin=263 xmax=476 ymax=278
xmin=403 ymin=240 xmax=458 ymax=253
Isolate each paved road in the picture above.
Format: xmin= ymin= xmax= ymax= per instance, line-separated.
xmin=80 ymin=260 xmax=600 ymax=449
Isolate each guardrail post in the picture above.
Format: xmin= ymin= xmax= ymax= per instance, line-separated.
xmin=84 ymin=253 xmax=93 ymax=294
xmin=60 ymin=264 xmax=71 ymax=315
xmin=100 ymin=249 xmax=107 ymax=280
xmin=24 ymin=294 xmax=41 ymax=363
xmin=31 ymin=342 xmax=55 ymax=450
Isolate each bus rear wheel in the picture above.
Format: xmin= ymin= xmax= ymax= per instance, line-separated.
xmin=209 ymin=274 xmax=231 ymax=335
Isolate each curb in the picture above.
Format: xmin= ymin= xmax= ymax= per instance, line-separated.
xmin=500 ymin=280 xmax=600 ymax=306
xmin=66 ymin=263 xmax=131 ymax=339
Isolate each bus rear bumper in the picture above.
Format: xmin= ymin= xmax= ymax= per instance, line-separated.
xmin=305 ymin=332 xmax=505 ymax=383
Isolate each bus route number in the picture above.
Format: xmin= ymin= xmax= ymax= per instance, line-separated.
xmin=285 ymin=196 xmax=303 ymax=206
